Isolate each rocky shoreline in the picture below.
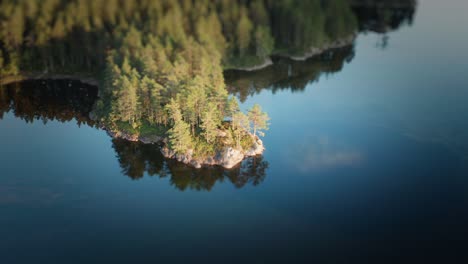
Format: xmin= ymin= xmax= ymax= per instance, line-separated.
xmin=161 ymin=136 xmax=264 ymax=169
xmin=223 ymin=34 xmax=356 ymax=72
xmin=275 ymin=34 xmax=357 ymax=61
xmin=102 ymin=125 xmax=264 ymax=169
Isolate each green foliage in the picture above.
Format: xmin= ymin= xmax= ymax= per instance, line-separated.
xmin=237 ymin=7 xmax=254 ymax=57
xmin=240 ymin=134 xmax=255 ymax=151
xmin=192 ymin=138 xmax=216 ymax=160
xmin=200 ymin=102 xmax=219 ymax=144
xmin=248 ymin=104 xmax=270 ymax=137
xmin=1 ymin=0 xmax=370 ymax=157
xmin=166 ymin=99 xmax=192 ymax=154
xmin=231 ymin=111 xmax=250 ymax=149
xmin=254 ymin=26 xmax=275 ymax=58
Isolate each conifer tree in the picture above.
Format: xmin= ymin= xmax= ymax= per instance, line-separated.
xmin=226 ymin=97 xmax=240 ymax=118
xmin=247 ymin=104 xmax=270 ymax=138
xmin=114 ymin=75 xmax=138 ymax=126
xmin=200 ymin=102 xmax=219 ymax=144
xmin=231 ymin=112 xmax=249 ymax=149
xmin=166 ymin=99 xmax=192 ymax=154
xmin=237 ymin=7 xmax=253 ymax=57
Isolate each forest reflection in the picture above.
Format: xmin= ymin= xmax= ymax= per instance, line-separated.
xmin=350 ymin=0 xmax=416 ymax=33
xmin=0 ymin=79 xmax=97 ymax=126
xmin=226 ymin=46 xmax=355 ymax=102
xmin=112 ymin=139 xmax=268 ymax=191
xmin=225 ymin=0 xmax=416 ymax=101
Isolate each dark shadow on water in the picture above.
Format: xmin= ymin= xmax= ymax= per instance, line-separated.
xmin=112 ymin=138 xmax=269 ymax=191
xmin=225 ymin=46 xmax=355 ymax=102
xmin=0 ymin=79 xmax=98 ymax=126
xmin=350 ymin=0 xmax=417 ymax=33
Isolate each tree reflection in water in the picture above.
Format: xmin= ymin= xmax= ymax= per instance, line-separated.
xmin=0 ymin=79 xmax=97 ymax=126
xmin=225 ymin=0 xmax=416 ymax=102
xmin=112 ymin=139 xmax=268 ymax=191
xmin=225 ymin=46 xmax=355 ymax=102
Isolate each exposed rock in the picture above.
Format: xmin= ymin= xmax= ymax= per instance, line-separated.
xmin=155 ymin=135 xmax=266 ymax=169
xmin=245 ymin=138 xmax=265 ymax=156
xmin=190 ymin=160 xmax=202 ymax=169
xmin=139 ymin=134 xmax=162 ymax=144
xmin=217 ymin=147 xmax=245 ymax=169
xmin=106 ymin=129 xmax=139 ymax=142
xmin=161 ymin=146 xmax=176 ymax=158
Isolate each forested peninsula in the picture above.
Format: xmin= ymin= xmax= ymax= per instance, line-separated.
xmin=0 ymin=0 xmax=357 ymax=168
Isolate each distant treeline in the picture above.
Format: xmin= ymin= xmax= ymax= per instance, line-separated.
xmin=0 ymin=0 xmax=357 ymax=74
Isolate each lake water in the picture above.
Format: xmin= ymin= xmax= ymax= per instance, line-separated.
xmin=1 ymin=0 xmax=468 ymax=263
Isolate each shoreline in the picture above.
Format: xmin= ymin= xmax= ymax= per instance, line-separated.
xmin=102 ymin=124 xmax=264 ymax=169
xmin=0 ymin=37 xmax=356 ymax=168
xmin=274 ymin=34 xmax=357 ymax=61
xmin=223 ymin=34 xmax=356 ymax=72
xmin=0 ymin=35 xmax=356 ymax=84
xmin=224 ymin=57 xmax=274 ymax=72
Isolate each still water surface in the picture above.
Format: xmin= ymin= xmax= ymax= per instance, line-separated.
xmin=1 ymin=0 xmax=468 ymax=262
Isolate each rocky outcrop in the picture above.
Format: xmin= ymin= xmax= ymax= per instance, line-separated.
xmin=160 ymin=136 xmax=265 ymax=169
xmin=217 ymin=147 xmax=245 ymax=169
xmin=244 ymin=137 xmax=265 ymax=156
xmin=105 ymin=129 xmax=140 ymax=142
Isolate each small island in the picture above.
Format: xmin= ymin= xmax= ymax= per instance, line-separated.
xmin=98 ymin=98 xmax=269 ymax=169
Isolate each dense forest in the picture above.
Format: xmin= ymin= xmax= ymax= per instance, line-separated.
xmin=0 ymin=0 xmax=357 ymax=161
xmin=0 ymin=0 xmax=414 ymax=163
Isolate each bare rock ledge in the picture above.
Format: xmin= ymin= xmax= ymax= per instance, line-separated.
xmin=101 ymin=125 xmax=264 ymax=169
xmin=161 ymin=137 xmax=265 ymax=169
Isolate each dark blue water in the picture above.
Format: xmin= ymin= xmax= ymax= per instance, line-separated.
xmin=1 ymin=0 xmax=468 ymax=263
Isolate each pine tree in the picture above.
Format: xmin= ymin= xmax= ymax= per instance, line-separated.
xmin=231 ymin=111 xmax=249 ymax=149
xmin=237 ymin=7 xmax=253 ymax=57
xmin=166 ymin=99 xmax=193 ymax=154
xmin=226 ymin=96 xmax=240 ymax=118
xmin=200 ymin=102 xmax=219 ymax=144
xmin=114 ymin=75 xmax=138 ymax=126
xmin=247 ymin=104 xmax=269 ymax=137
xmin=254 ymin=26 xmax=275 ymax=58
